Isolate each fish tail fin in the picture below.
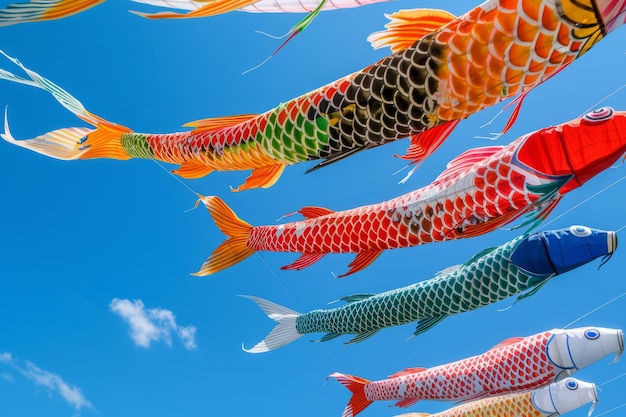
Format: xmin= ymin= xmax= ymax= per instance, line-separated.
xmin=0 ymin=0 xmax=104 ymax=26
xmin=240 ymin=295 xmax=303 ymax=353
xmin=129 ymin=0 xmax=260 ymax=19
xmin=0 ymin=50 xmax=133 ymax=161
xmin=195 ymin=195 xmax=255 ymax=276
xmin=329 ymin=372 xmax=373 ymax=417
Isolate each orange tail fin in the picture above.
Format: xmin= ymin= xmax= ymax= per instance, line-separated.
xmin=329 ymin=372 xmax=373 ymax=417
xmin=195 ymin=195 xmax=255 ymax=276
xmin=0 ymin=50 xmax=132 ymax=161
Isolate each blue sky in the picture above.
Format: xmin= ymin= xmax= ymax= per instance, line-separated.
xmin=0 ymin=1 xmax=625 ymax=416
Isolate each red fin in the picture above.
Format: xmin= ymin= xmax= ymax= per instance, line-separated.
xmin=490 ymin=337 xmax=524 ymax=350
xmin=368 ymin=9 xmax=456 ymax=52
xmin=397 ymin=120 xmax=460 ymax=165
xmin=172 ymin=161 xmax=214 ymax=179
xmin=232 ymin=164 xmax=285 ymax=192
xmin=182 ymin=114 xmax=258 ymax=131
xmin=131 ymin=0 xmax=260 ymax=19
xmin=299 ymin=206 xmax=335 ymax=219
xmin=434 ymin=146 xmax=503 ymax=182
xmin=459 ymin=209 xmax=526 ymax=239
xmin=329 ymin=372 xmax=373 ymax=417
xmin=500 ymin=91 xmax=528 ymax=134
xmin=339 ymin=250 xmax=383 ymax=277
xmin=195 ymin=195 xmax=254 ymax=276
xmin=395 ymin=398 xmax=421 ymax=408
xmin=281 ymin=253 xmax=326 ymax=271
xmin=389 ymin=367 xmax=427 ymax=378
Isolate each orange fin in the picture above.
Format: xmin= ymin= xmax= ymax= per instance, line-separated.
xmin=329 ymin=372 xmax=373 ymax=417
xmin=195 ymin=195 xmax=254 ymax=276
xmin=395 ymin=398 xmax=421 ymax=408
xmin=389 ymin=367 xmax=427 ymax=378
xmin=182 ymin=114 xmax=258 ymax=131
xmin=131 ymin=0 xmax=260 ymax=19
xmin=338 ymin=250 xmax=383 ymax=277
xmin=459 ymin=209 xmax=525 ymax=239
xmin=172 ymin=161 xmax=214 ymax=179
xmin=368 ymin=9 xmax=456 ymax=52
xmin=397 ymin=120 xmax=460 ymax=165
xmin=490 ymin=337 xmax=524 ymax=350
xmin=281 ymin=253 xmax=326 ymax=271
xmin=0 ymin=0 xmax=104 ymax=26
xmin=434 ymin=146 xmax=503 ymax=182
xmin=231 ymin=164 xmax=285 ymax=192
xmin=299 ymin=206 xmax=335 ymax=219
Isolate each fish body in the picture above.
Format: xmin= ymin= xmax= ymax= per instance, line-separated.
xmin=396 ymin=378 xmax=598 ymax=417
xmin=331 ymin=327 xmax=623 ymax=417
xmin=197 ymin=108 xmax=626 ymax=276
xmin=3 ymin=0 xmax=625 ymax=190
xmin=242 ymin=226 xmax=617 ymax=352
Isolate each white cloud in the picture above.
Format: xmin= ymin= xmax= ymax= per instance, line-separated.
xmin=2 ymin=372 xmax=14 ymax=382
xmin=0 ymin=353 xmax=92 ymax=411
xmin=110 ymin=298 xmax=197 ymax=350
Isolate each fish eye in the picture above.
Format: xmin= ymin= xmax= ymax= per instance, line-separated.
xmin=566 ymin=379 xmax=579 ymax=390
xmin=585 ymin=329 xmax=600 ymax=340
xmin=570 ymin=225 xmax=592 ymax=237
xmin=583 ymin=107 xmax=614 ymax=123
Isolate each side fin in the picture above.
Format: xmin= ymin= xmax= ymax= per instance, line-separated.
xmin=339 ymin=250 xmax=383 ymax=278
xmin=397 ymin=120 xmax=460 ymax=166
xmin=281 ymin=253 xmax=326 ymax=271
xmin=345 ymin=329 xmax=380 ymax=344
xmin=460 ymin=209 xmax=526 ymax=238
xmin=396 ymin=413 xmax=430 ymax=417
xmin=130 ymin=0 xmax=260 ymax=19
xmin=195 ymin=195 xmax=255 ymax=276
xmin=182 ymin=114 xmax=258 ymax=131
xmin=434 ymin=146 xmax=504 ymax=182
xmin=240 ymin=295 xmax=303 ymax=353
xmin=489 ymin=337 xmax=524 ymax=350
xmin=388 ymin=367 xmax=427 ymax=378
xmin=435 ymin=264 xmax=461 ymax=277
xmin=0 ymin=0 xmax=104 ymax=26
xmin=461 ymin=246 xmax=498 ymax=267
xmin=395 ymin=398 xmax=421 ymax=408
xmin=306 ymin=144 xmax=375 ymax=173
xmin=514 ymin=276 xmax=553 ymax=303
xmin=172 ymin=161 xmax=215 ymax=179
xmin=367 ymin=9 xmax=456 ymax=52
xmin=413 ymin=315 xmax=446 ymax=337
xmin=317 ymin=332 xmax=342 ymax=342
xmin=340 ymin=294 xmax=376 ymax=303
xmin=299 ymin=206 xmax=335 ymax=219
xmin=329 ymin=372 xmax=373 ymax=417
xmin=232 ymin=164 xmax=285 ymax=192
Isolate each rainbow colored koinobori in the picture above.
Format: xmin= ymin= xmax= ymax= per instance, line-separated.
xmin=196 ymin=108 xmax=626 ymax=276
xmin=242 ymin=226 xmax=617 ymax=352
xmin=330 ymin=326 xmax=623 ymax=417
xmin=395 ymin=378 xmax=598 ymax=417
xmin=2 ymin=0 xmax=626 ymax=191
xmin=0 ymin=0 xmax=104 ymax=26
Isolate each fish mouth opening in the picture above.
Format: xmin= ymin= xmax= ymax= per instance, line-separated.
xmin=608 ymin=231 xmax=618 ymax=253
xmin=619 ymin=329 xmax=624 ymax=353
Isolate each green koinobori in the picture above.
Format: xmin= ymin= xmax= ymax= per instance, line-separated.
xmin=242 ymin=226 xmax=617 ymax=353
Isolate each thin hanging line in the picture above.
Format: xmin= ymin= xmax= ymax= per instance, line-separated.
xmin=616 ymin=224 xmax=626 ymax=233
xmin=599 ymin=371 xmax=626 ymax=388
xmin=563 ymin=291 xmax=626 ymax=329
xmin=578 ymin=83 xmax=626 ymax=117
xmin=537 ymin=174 xmax=626 ymax=231
xmin=591 ymin=402 xmax=626 ymax=417
xmin=150 ymin=159 xmax=199 ymax=197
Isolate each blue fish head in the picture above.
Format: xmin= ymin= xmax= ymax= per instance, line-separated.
xmin=510 ymin=225 xmax=617 ymax=277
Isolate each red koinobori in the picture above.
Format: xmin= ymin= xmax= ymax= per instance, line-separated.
xmin=1 ymin=0 xmax=625 ymax=191
xmin=196 ymin=108 xmax=626 ymax=276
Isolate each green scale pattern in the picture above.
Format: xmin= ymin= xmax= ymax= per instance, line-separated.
xmin=295 ymin=235 xmax=545 ymax=340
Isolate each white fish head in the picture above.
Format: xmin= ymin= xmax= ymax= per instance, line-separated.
xmin=533 ymin=378 xmax=597 ymax=416
xmin=547 ymin=327 xmax=623 ymax=372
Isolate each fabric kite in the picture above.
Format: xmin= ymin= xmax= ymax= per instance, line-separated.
xmin=395 ymin=378 xmax=598 ymax=417
xmin=0 ymin=0 xmax=103 ymax=26
xmin=2 ymin=0 xmax=625 ymax=190
xmin=330 ymin=326 xmax=623 ymax=417
xmin=196 ymin=108 xmax=626 ymax=276
xmin=242 ymin=226 xmax=617 ymax=352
